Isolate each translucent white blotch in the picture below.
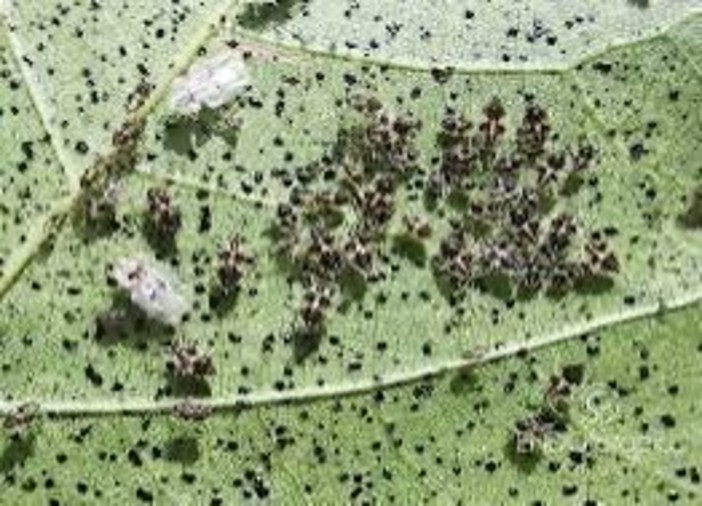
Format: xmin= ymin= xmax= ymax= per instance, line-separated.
xmin=111 ymin=256 xmax=189 ymax=327
xmin=169 ymin=50 xmax=250 ymax=114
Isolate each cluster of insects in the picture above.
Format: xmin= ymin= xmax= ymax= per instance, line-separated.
xmin=512 ymin=364 xmax=585 ymax=456
xmin=143 ymin=187 xmax=256 ymax=305
xmin=164 ymin=342 xmax=217 ymax=399
xmin=427 ymin=98 xmax=506 ymax=199
xmin=172 ymin=399 xmax=213 ymax=422
xmin=96 ymin=94 xmax=620 ymax=356
xmin=513 ymin=412 xmax=557 ymax=455
xmin=212 ymin=235 xmax=255 ymax=303
xmin=78 ymin=80 xmax=149 ymax=229
xmin=143 ymin=187 xmax=182 ymax=254
xmin=268 ymin=95 xmax=621 ymax=339
xmin=97 ymin=178 xmax=258 ymax=333
xmin=166 ymin=342 xmax=216 ymax=380
xmin=272 ymin=96 xmax=424 ymax=337
xmin=430 ymin=99 xmax=619 ymax=299
xmin=77 ymin=116 xmax=145 ymax=237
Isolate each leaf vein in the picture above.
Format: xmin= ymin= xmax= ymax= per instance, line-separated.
xmin=1 ymin=289 xmax=699 ymax=419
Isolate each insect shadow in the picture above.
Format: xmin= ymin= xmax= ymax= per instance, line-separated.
xmin=572 ymin=273 xmax=614 ymax=297
xmin=163 ymin=373 xmax=212 ymax=399
xmin=474 ymin=271 xmax=514 ymax=302
xmin=430 ymin=264 xmax=517 ymax=306
xmin=0 ymin=434 xmax=36 ymax=473
xmin=162 ymin=108 xmax=239 ymax=158
xmin=503 ymin=437 xmax=542 ymax=475
xmin=94 ymin=294 xmax=175 ymax=350
xmin=391 ymin=234 xmax=428 ymax=267
xmin=337 ymin=267 xmax=368 ymax=313
xmin=290 ymin=327 xmax=322 ymax=364
xmin=208 ymin=285 xmax=240 ymax=317
xmin=71 ymin=196 xmax=120 ymax=243
xmin=677 ymin=187 xmax=702 ymax=230
xmin=236 ymin=0 xmax=306 ymax=30
xmin=449 ymin=368 xmax=481 ymax=395
xmin=627 ymin=0 xmax=650 ymax=8
xmin=141 ymin=219 xmax=178 ymax=259
xmin=164 ymin=435 xmax=200 ymax=465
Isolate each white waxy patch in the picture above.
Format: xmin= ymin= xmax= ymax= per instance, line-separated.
xmin=111 ymin=256 xmax=189 ymax=326
xmin=169 ymin=50 xmax=250 ymax=114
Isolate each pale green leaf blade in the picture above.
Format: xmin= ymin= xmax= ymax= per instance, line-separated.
xmin=0 ymin=1 xmax=700 ymax=504
xmin=240 ymin=0 xmax=701 ymax=69
xmin=1 ymin=304 xmax=699 ymax=504
xmin=0 ymin=29 xmax=70 ymax=286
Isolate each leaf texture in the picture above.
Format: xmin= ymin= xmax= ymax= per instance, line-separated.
xmin=0 ymin=0 xmax=700 ymax=503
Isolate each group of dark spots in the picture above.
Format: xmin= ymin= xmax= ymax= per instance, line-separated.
xmin=508 ymin=363 xmax=585 ymax=470
xmin=78 ymin=94 xmax=623 ymax=367
xmin=83 ymin=93 xmax=624 ymax=357
xmin=271 ymin=95 xmax=621 ymax=344
xmin=430 ymin=99 xmax=619 ymax=302
xmin=271 ymin=95 xmax=422 ymax=344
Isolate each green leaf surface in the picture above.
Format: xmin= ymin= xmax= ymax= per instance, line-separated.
xmin=2 ymin=305 xmax=701 ymax=504
xmin=0 ymin=0 xmax=700 ymax=503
